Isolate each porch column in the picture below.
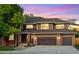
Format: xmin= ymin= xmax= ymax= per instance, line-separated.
xmin=57 ymin=34 xmax=62 ymax=45
xmin=18 ymin=34 xmax=22 ymax=47
xmin=33 ymin=35 xmax=37 ymax=46
xmin=72 ymin=34 xmax=75 ymax=45
xmin=26 ymin=33 xmax=30 ymax=47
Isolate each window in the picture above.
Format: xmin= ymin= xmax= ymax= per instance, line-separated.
xmin=56 ymin=24 xmax=64 ymax=29
xmin=40 ymin=24 xmax=49 ymax=29
xmin=26 ymin=24 xmax=33 ymax=29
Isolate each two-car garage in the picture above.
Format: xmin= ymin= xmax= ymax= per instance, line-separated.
xmin=36 ymin=35 xmax=73 ymax=45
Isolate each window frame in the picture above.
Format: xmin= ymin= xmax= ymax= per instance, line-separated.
xmin=40 ymin=23 xmax=49 ymax=30
xmin=26 ymin=24 xmax=33 ymax=29
xmin=56 ymin=24 xmax=65 ymax=29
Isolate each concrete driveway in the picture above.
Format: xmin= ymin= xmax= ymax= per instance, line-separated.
xmin=0 ymin=46 xmax=79 ymax=54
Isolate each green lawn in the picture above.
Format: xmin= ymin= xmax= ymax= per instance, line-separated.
xmin=0 ymin=46 xmax=16 ymax=51
xmin=74 ymin=45 xmax=79 ymax=50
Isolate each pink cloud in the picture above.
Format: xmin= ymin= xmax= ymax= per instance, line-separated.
xmin=23 ymin=5 xmax=79 ymax=19
xmin=33 ymin=13 xmax=79 ymax=19
xmin=48 ymin=5 xmax=79 ymax=11
xmin=24 ymin=5 xmax=79 ymax=13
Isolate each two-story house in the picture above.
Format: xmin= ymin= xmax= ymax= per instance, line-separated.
xmin=15 ymin=17 xmax=77 ymax=47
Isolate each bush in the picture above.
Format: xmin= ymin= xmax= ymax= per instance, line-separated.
xmin=75 ymin=32 xmax=79 ymax=38
xmin=74 ymin=45 xmax=79 ymax=50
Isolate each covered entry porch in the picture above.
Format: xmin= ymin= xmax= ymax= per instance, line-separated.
xmin=15 ymin=33 xmax=37 ymax=47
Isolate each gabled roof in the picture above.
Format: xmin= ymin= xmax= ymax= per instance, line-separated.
xmin=24 ymin=17 xmax=72 ymax=24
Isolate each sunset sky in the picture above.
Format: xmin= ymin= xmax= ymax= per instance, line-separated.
xmin=19 ymin=4 xmax=79 ymax=19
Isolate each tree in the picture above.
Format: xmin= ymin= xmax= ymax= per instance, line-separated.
xmin=0 ymin=4 xmax=24 ymax=47
xmin=0 ymin=20 xmax=9 ymax=37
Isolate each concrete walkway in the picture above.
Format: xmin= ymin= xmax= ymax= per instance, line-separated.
xmin=0 ymin=46 xmax=79 ymax=54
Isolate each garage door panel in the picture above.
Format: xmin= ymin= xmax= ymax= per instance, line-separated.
xmin=37 ymin=37 xmax=56 ymax=45
xmin=62 ymin=37 xmax=72 ymax=45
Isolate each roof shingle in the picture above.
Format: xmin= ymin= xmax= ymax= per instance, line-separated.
xmin=24 ymin=17 xmax=71 ymax=24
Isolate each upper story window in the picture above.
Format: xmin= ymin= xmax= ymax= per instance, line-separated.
xmin=56 ymin=24 xmax=64 ymax=29
xmin=26 ymin=24 xmax=33 ymax=29
xmin=40 ymin=24 xmax=49 ymax=29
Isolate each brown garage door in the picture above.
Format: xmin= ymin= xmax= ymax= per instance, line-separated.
xmin=62 ymin=37 xmax=72 ymax=45
xmin=37 ymin=37 xmax=56 ymax=45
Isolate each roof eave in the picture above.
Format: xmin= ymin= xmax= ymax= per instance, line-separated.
xmin=23 ymin=22 xmax=71 ymax=24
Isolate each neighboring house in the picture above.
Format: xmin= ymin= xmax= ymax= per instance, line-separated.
xmin=15 ymin=17 xmax=77 ymax=46
xmin=62 ymin=19 xmax=79 ymax=31
xmin=68 ymin=24 xmax=79 ymax=31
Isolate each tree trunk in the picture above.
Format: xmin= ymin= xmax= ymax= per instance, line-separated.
xmin=1 ymin=37 xmax=5 ymax=46
xmin=0 ymin=37 xmax=2 ymax=46
xmin=5 ymin=36 xmax=9 ymax=47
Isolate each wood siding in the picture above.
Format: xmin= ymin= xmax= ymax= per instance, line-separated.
xmin=64 ymin=24 xmax=70 ymax=29
xmin=49 ymin=23 xmax=53 ymax=29
xmin=33 ymin=24 xmax=37 ymax=30
xmin=75 ymin=38 xmax=79 ymax=45
xmin=37 ymin=24 xmax=41 ymax=30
